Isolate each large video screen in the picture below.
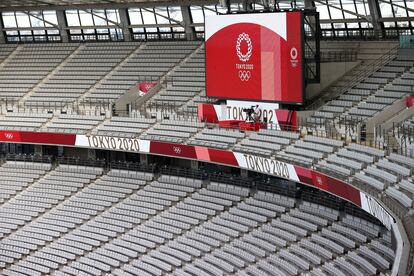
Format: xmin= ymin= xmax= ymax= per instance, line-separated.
xmin=205 ymin=12 xmax=304 ymax=104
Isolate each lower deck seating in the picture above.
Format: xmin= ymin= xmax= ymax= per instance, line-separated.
xmin=141 ymin=118 xmax=205 ymax=144
xmin=189 ymin=128 xmax=245 ymax=150
xmin=308 ymin=55 xmax=414 ymax=126
xmin=43 ymin=114 xmax=105 ymax=134
xmin=235 ymin=129 xmax=299 ymax=157
xmin=92 ymin=116 xmax=156 ymax=138
xmin=149 ymin=46 xmax=205 ymax=109
xmin=0 ymin=112 xmax=52 ymax=131
xmin=0 ymin=163 xmax=395 ymax=276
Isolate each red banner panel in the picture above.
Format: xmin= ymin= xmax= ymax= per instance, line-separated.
xmin=275 ymin=109 xmax=298 ymax=130
xmin=406 ymin=96 xmax=414 ymax=108
xmin=138 ymin=82 xmax=157 ymax=94
xmin=0 ymin=130 xmax=76 ymax=146
xmin=294 ymin=165 xmax=361 ymax=207
xmin=208 ymin=148 xmax=239 ymax=167
xmin=198 ymin=103 xmax=220 ymax=123
xmin=205 ymin=12 xmax=304 ymax=104
xmin=149 ymin=141 xmax=197 ymax=159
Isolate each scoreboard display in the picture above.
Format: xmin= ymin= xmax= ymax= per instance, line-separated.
xmin=205 ymin=12 xmax=304 ymax=104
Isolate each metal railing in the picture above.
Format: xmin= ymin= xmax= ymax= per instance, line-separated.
xmin=332 ymin=44 xmax=399 ymax=99
xmin=306 ymin=43 xmax=400 ymax=111
xmin=57 ymin=156 xmax=106 ymax=168
xmin=109 ymin=160 xmax=156 ymax=173
xmin=391 ymin=122 xmax=414 ymax=158
xmin=1 ymin=95 xmax=412 ymax=157
xmin=320 ymin=50 xmax=358 ymax=63
xmin=4 ymin=153 xmax=52 ymax=164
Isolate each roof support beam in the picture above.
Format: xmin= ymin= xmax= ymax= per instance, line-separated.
xmin=23 ymin=11 xmax=59 ymax=28
xmin=379 ymin=0 xmax=414 ymax=14
xmin=379 ymin=16 xmax=414 ymax=23
xmin=0 ymin=0 xmax=222 ymax=12
xmin=142 ymin=7 xmax=185 ymax=27
xmin=81 ymin=9 xmax=122 ymax=28
xmin=313 ymin=0 xmax=369 ymax=21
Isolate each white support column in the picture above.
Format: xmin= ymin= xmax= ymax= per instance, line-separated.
xmin=242 ymin=0 xmax=254 ymax=12
xmin=56 ymin=10 xmax=69 ymax=43
xmin=305 ymin=0 xmax=317 ymax=28
xmin=118 ymin=8 xmax=132 ymax=42
xmin=140 ymin=154 xmax=148 ymax=165
xmin=0 ymin=13 xmax=6 ymax=44
xmin=180 ymin=5 xmax=195 ymax=40
xmin=34 ymin=145 xmax=43 ymax=157
xmin=190 ymin=160 xmax=199 ymax=170
xmin=305 ymin=0 xmax=315 ymax=9
xmin=367 ymin=0 xmax=384 ymax=38
xmin=87 ymin=149 xmax=96 ymax=160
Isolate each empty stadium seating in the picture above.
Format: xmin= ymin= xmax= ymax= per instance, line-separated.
xmin=234 ymin=129 xmax=300 ymax=157
xmin=24 ymin=42 xmax=138 ymax=105
xmin=42 ymin=114 xmax=105 ymax=134
xmin=308 ymin=54 xmax=414 ymax=131
xmin=149 ymin=44 xmax=205 ymax=109
xmin=87 ymin=41 xmax=201 ymax=101
xmin=0 ymin=44 xmax=77 ymax=100
xmin=141 ymin=118 xmax=205 ymax=144
xmin=0 ymin=111 xmax=52 ymax=131
xmin=0 ymin=107 xmax=411 ymax=214
xmin=0 ymin=161 xmax=395 ymax=275
xmin=92 ymin=115 xmax=156 ymax=138
xmin=0 ymin=38 xmax=412 ymax=276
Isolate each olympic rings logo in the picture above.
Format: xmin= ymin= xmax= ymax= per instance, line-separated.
xmin=173 ymin=146 xmax=182 ymax=154
xmin=239 ymin=70 xmax=251 ymax=81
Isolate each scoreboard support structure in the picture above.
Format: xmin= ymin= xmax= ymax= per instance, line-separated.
xmin=303 ymin=9 xmax=321 ymax=85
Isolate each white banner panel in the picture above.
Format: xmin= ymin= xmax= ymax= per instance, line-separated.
xmin=75 ymin=135 xmax=150 ymax=153
xmin=360 ymin=192 xmax=395 ymax=231
xmin=225 ymin=100 xmax=280 ymax=124
xmin=205 ymin=13 xmax=287 ymax=41
xmin=234 ymin=152 xmax=299 ymax=182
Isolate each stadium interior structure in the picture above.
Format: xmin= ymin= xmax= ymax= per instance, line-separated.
xmin=0 ymin=0 xmax=413 ymax=276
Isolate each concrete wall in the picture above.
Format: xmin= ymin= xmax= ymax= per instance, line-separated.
xmin=306 ymin=61 xmax=360 ymax=101
xmin=398 ymin=49 xmax=414 ymax=57
xmin=297 ymin=110 xmax=316 ymax=123
xmin=115 ymin=86 xmax=141 ymax=113
xmin=366 ymin=98 xmax=407 ymax=134
xmin=115 ymin=83 xmax=162 ymax=114
xmin=381 ymin=105 xmax=414 ymax=131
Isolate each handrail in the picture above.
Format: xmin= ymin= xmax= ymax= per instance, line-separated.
xmin=320 ymin=50 xmax=358 ymax=63
xmin=333 ymin=44 xmax=399 ymax=99
xmin=307 ymin=44 xmax=399 ymax=111
xmin=1 ymin=97 xmax=412 ymax=157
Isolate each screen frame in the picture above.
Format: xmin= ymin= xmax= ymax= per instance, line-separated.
xmin=204 ymin=11 xmax=306 ymax=105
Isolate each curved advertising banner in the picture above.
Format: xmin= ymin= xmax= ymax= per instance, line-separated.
xmin=205 ymin=12 xmax=304 ymax=104
xmin=0 ymin=129 xmax=404 ymax=274
xmin=0 ymin=129 xmax=398 ymax=231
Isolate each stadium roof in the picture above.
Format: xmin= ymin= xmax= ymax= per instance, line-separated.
xmin=0 ymin=0 xmax=412 ymax=43
xmin=0 ymin=0 xmax=210 ymax=11
xmin=0 ymin=0 xmax=163 ymax=7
